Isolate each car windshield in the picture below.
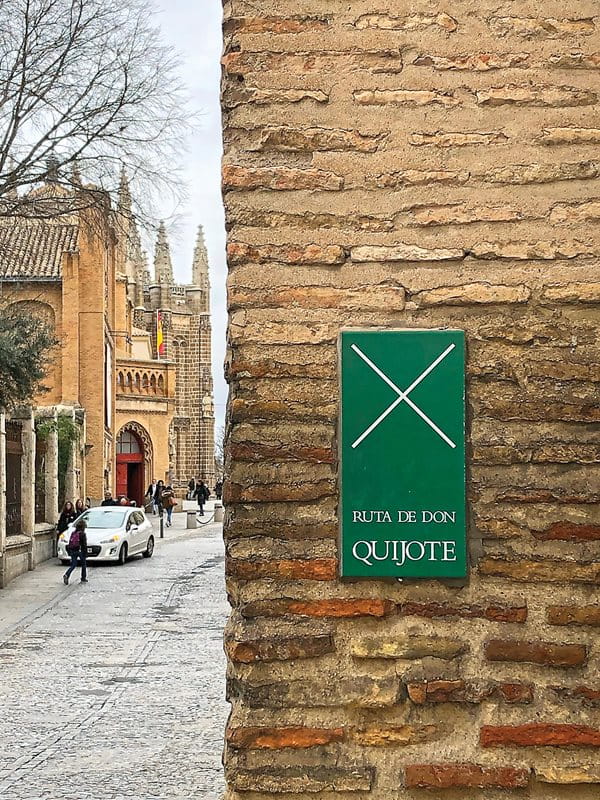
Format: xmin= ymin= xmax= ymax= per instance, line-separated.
xmin=79 ymin=509 xmax=127 ymax=529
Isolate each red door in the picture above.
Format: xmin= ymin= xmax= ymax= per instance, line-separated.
xmin=116 ymin=462 xmax=128 ymax=500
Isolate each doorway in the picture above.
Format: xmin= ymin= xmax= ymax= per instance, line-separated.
xmin=116 ymin=429 xmax=145 ymax=506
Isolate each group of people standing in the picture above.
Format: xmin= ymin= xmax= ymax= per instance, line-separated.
xmin=145 ymin=480 xmax=179 ymax=525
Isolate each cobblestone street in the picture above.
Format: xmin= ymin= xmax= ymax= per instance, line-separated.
xmin=0 ymin=509 xmax=228 ymax=799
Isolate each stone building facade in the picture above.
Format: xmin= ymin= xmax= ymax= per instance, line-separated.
xmin=0 ymin=174 xmax=215 ymax=586
xmin=222 ymin=3 xmax=600 ymax=797
xmin=141 ymin=223 xmax=215 ymax=492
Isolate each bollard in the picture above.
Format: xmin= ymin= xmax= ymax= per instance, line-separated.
xmin=159 ymin=511 xmax=164 ymax=539
xmin=186 ymin=510 xmax=197 ymax=529
xmin=214 ymin=503 xmax=224 ymax=523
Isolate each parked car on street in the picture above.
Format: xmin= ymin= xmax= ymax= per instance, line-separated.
xmin=57 ymin=507 xmax=154 ymax=565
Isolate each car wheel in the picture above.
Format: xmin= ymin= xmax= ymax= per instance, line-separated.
xmin=143 ymin=536 xmax=154 ymax=558
xmin=118 ymin=543 xmax=128 ymax=565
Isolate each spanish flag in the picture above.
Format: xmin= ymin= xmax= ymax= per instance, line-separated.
xmin=157 ymin=311 xmax=165 ymax=358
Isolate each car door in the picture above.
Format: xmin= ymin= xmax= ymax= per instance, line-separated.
xmin=137 ymin=510 xmax=152 ymax=546
xmin=132 ymin=510 xmax=148 ymax=552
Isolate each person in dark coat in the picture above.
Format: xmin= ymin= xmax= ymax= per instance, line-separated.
xmin=214 ymin=480 xmax=223 ymax=501
xmin=75 ymin=498 xmax=85 ymax=516
xmin=194 ymin=480 xmax=209 ymax=516
xmin=187 ymin=477 xmax=196 ymax=500
xmin=145 ymin=479 xmax=158 ymax=514
xmin=161 ymin=485 xmax=176 ymax=526
xmin=154 ymin=480 xmax=165 ymax=514
xmin=57 ymin=502 xmax=77 ymax=534
xmin=63 ymin=519 xmax=88 ymax=584
xmin=101 ymin=492 xmax=115 ymax=506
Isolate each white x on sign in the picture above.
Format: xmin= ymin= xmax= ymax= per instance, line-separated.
xmin=351 ymin=343 xmax=456 ymax=450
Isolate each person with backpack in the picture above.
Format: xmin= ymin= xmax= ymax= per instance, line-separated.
xmin=161 ymin=484 xmax=177 ymax=526
xmin=63 ymin=519 xmax=88 ymax=585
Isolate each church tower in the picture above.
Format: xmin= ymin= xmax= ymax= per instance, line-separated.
xmin=144 ymin=223 xmax=215 ymax=491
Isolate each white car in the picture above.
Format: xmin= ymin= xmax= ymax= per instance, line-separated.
xmin=58 ymin=507 xmax=155 ymax=565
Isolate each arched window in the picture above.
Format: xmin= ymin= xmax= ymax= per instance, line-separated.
xmin=116 ymin=429 xmax=141 ymax=454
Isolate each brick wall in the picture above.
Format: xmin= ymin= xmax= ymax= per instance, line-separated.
xmin=222 ymin=2 xmax=600 ymax=796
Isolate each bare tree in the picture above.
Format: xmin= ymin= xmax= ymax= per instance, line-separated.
xmin=0 ymin=0 xmax=188 ymax=225
xmin=214 ymin=424 xmax=225 ymax=477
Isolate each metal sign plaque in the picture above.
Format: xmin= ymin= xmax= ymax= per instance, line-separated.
xmin=340 ymin=329 xmax=467 ymax=579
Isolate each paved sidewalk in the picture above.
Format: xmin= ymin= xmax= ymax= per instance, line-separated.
xmin=0 ymin=512 xmax=228 ymax=799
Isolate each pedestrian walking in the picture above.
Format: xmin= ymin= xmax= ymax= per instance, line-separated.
xmin=194 ymin=480 xmax=209 ymax=516
xmin=187 ymin=477 xmax=196 ymax=500
xmin=146 ymin=478 xmax=158 ymax=514
xmin=57 ymin=501 xmax=77 ymax=534
xmin=154 ymin=480 xmax=165 ymax=515
xmin=63 ymin=519 xmax=88 ymax=585
xmin=161 ymin=485 xmax=177 ymax=526
xmin=56 ymin=501 xmax=77 ymax=557
xmin=214 ymin=479 xmax=223 ymax=501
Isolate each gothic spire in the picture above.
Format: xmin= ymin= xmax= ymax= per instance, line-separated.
xmin=118 ymin=166 xmax=132 ymax=215
xmin=154 ymin=221 xmax=173 ymax=284
xmin=192 ymin=225 xmax=210 ymax=291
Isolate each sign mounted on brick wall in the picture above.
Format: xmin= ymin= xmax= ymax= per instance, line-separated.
xmin=340 ymin=329 xmax=466 ymax=579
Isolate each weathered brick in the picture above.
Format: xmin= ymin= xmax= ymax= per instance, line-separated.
xmin=405 ymin=763 xmax=530 ymax=789
xmin=414 ymin=52 xmax=530 ymax=71
xmin=226 ymin=558 xmax=337 ymax=581
xmin=226 ymin=634 xmax=334 ymax=663
xmin=227 ymin=726 xmax=344 ymax=749
xmin=405 ymin=203 xmax=524 ymax=227
xmin=407 ymin=680 xmax=533 ymax=704
xmin=481 ymin=723 xmax=600 ymax=747
xmin=229 ymin=285 xmax=405 ymax=311
xmin=549 ymin=686 xmax=600 ymax=707
xmin=248 ymin=126 xmax=386 ymax=153
xmin=409 ymin=131 xmax=509 ymax=147
xmin=227 ymin=242 xmax=346 ymax=266
xmin=238 ymin=676 xmax=400 ymax=708
xmin=222 ymin=165 xmax=343 ymax=192
xmin=350 ymin=725 xmax=438 ymax=746
xmin=242 ymin=598 xmax=396 ymax=618
xmin=354 ymin=89 xmax=461 ymax=107
xmin=224 ymin=16 xmax=329 ymax=34
xmin=354 ymin=13 xmax=457 ymax=32
xmin=542 ymin=282 xmax=600 ymax=303
xmin=547 ymin=605 xmax=600 ymax=626
xmin=535 ymin=522 xmax=600 ymax=541
xmin=229 ymin=207 xmax=394 ymax=232
xmin=480 ymin=557 xmax=600 ymax=584
xmin=222 ymin=50 xmax=404 ymax=76
xmin=540 ymin=127 xmax=600 ymax=145
xmin=223 ymin=85 xmax=329 ymax=107
xmin=351 ymin=635 xmax=467 ymax=660
xmin=476 ymin=85 xmax=596 ymax=107
xmin=489 ymin=17 xmax=595 ymax=38
xmin=536 ymin=766 xmax=600 ymax=784
xmin=495 ymin=487 xmax=600 ymax=504
xmin=479 ymin=160 xmax=600 ymax=184
xmin=550 ymin=200 xmax=600 ymax=223
xmin=548 ymin=52 xmax=600 ymax=70
xmin=397 ymin=601 xmax=527 ymax=623
xmin=413 ymin=283 xmax=530 ymax=305
xmin=372 ymin=168 xmax=469 ymax=188
xmin=230 ymin=766 xmax=374 ymax=793
xmin=470 ymin=240 xmax=591 ymax=260
xmin=351 ymin=244 xmax=464 ymax=263
xmin=226 ymin=480 xmax=335 ymax=503
xmin=484 ymin=639 xmax=586 ymax=667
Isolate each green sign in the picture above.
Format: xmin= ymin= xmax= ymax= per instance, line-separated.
xmin=340 ymin=329 xmax=466 ymax=579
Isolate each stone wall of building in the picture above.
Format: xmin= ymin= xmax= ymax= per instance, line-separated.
xmin=222 ymin=1 xmax=600 ymax=797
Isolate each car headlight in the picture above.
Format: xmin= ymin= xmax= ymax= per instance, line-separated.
xmin=100 ymin=534 xmax=120 ymax=543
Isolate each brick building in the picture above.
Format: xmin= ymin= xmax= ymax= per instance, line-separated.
xmin=222 ymin=2 xmax=600 ymax=798
xmin=0 ymin=172 xmax=214 ymax=586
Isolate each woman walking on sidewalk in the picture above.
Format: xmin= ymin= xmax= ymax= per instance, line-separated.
xmin=161 ymin=485 xmax=177 ymax=526
xmin=63 ymin=519 xmax=88 ymax=585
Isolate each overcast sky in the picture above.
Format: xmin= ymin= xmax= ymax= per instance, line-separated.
xmin=154 ymin=0 xmax=227 ymax=435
